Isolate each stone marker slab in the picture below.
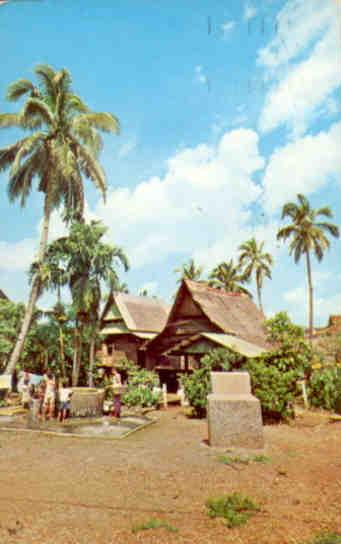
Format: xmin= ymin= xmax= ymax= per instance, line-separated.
xmin=207 ymin=372 xmax=264 ymax=449
xmin=211 ymin=371 xmax=251 ymax=395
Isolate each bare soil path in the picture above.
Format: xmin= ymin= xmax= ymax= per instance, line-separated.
xmin=0 ymin=407 xmax=340 ymax=543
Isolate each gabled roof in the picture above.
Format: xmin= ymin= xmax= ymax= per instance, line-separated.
xmin=104 ymin=293 xmax=170 ymax=334
xmin=148 ymin=280 xmax=270 ymax=353
xmin=182 ymin=280 xmax=268 ymax=348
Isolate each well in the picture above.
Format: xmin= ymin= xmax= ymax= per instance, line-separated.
xmin=70 ymin=388 xmax=105 ymax=417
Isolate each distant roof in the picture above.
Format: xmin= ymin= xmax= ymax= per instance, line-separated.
xmin=182 ymin=280 xmax=269 ymax=348
xmin=0 ymin=289 xmax=8 ymax=300
xmin=107 ymin=293 xmax=170 ymax=333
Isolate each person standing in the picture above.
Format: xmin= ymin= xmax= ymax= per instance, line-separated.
xmin=43 ymin=370 xmax=56 ymax=420
xmin=58 ymin=378 xmax=73 ymax=423
xmin=111 ymin=368 xmax=122 ymax=418
xmin=21 ymin=376 xmax=31 ymax=409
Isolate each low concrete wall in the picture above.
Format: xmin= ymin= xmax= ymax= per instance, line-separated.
xmin=70 ymin=388 xmax=105 ymax=417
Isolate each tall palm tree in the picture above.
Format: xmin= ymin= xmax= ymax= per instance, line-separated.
xmin=208 ymin=259 xmax=251 ymax=295
xmin=277 ymin=194 xmax=339 ymax=338
xmin=175 ymin=258 xmax=203 ymax=283
xmin=238 ymin=238 xmax=273 ymax=314
xmin=43 ymin=220 xmax=129 ymax=385
xmin=0 ymin=65 xmax=119 ymax=374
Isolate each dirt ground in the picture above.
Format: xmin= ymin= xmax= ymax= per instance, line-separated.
xmin=0 ymin=407 xmax=340 ymax=544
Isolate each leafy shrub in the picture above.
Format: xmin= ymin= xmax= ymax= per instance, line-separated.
xmin=247 ymin=312 xmax=313 ymax=421
xmin=132 ymin=519 xmax=178 ymax=534
xmin=122 ymin=363 xmax=161 ymax=408
xmin=181 ymin=313 xmax=313 ymax=421
xmin=206 ymin=492 xmax=260 ymax=528
xmin=180 ymin=348 xmax=242 ymax=417
xmin=308 ymin=367 xmax=341 ymax=411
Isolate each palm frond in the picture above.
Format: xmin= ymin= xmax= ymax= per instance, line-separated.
xmin=0 ymin=113 xmax=22 ymax=128
xmin=6 ymin=79 xmax=37 ymax=102
xmin=20 ymin=98 xmax=54 ymax=128
xmin=78 ymin=112 xmax=120 ymax=134
xmin=75 ymin=142 xmax=107 ymax=199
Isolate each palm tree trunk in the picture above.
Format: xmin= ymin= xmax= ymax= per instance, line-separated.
xmin=72 ymin=323 xmax=82 ymax=386
xmin=256 ymin=280 xmax=264 ymax=315
xmin=59 ymin=327 xmax=66 ymax=378
xmin=306 ymin=250 xmax=314 ymax=340
xmin=5 ymin=203 xmax=51 ymax=375
xmin=88 ymin=331 xmax=96 ymax=387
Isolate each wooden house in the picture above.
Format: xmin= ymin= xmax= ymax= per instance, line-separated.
xmin=99 ymin=292 xmax=175 ymax=370
xmin=147 ymin=280 xmax=269 ymax=368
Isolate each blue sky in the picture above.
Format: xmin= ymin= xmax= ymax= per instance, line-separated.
xmin=0 ymin=0 xmax=340 ymax=326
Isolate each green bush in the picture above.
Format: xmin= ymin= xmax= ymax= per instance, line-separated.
xmin=181 ymin=313 xmax=313 ymax=421
xmin=122 ymin=363 xmax=161 ymax=408
xmin=180 ymin=348 xmax=242 ymax=417
xmin=206 ymin=492 xmax=260 ymax=528
xmin=308 ymin=367 xmax=341 ymax=411
xmin=247 ymin=312 xmax=312 ymax=421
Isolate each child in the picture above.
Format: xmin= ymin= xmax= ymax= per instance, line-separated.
xmin=21 ymin=377 xmax=31 ymax=409
xmin=58 ymin=379 xmax=73 ymax=423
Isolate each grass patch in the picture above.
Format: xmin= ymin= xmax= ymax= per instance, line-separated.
xmin=306 ymin=533 xmax=341 ymax=544
xmin=131 ymin=518 xmax=178 ymax=534
xmin=206 ymin=492 xmax=260 ymax=528
xmin=252 ymin=454 xmax=271 ymax=463
xmin=218 ymin=454 xmax=271 ymax=466
xmin=218 ymin=455 xmax=250 ymax=466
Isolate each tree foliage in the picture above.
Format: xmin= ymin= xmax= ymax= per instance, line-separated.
xmin=238 ymin=238 xmax=273 ymax=313
xmin=208 ymin=260 xmax=251 ymax=295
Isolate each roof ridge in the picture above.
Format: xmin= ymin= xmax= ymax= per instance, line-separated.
xmin=185 ymin=279 xmax=245 ymax=297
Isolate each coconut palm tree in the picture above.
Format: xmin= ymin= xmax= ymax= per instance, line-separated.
xmin=277 ymin=194 xmax=339 ymax=339
xmin=43 ymin=220 xmax=129 ymax=385
xmin=208 ymin=259 xmax=251 ymax=295
xmin=238 ymin=238 xmax=273 ymax=314
xmin=0 ymin=64 xmax=119 ymax=374
xmin=175 ymin=258 xmax=203 ymax=283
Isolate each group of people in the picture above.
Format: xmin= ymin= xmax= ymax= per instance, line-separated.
xmin=20 ymin=367 xmax=124 ymax=422
xmin=20 ymin=371 xmax=73 ymax=423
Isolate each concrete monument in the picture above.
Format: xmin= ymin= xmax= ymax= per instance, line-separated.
xmin=207 ymin=371 xmax=264 ymax=449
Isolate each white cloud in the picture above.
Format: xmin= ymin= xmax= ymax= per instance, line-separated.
xmin=195 ymin=65 xmax=208 ymax=86
xmin=243 ymin=4 xmax=257 ymax=22
xmin=262 ymin=121 xmax=341 ymax=212
xmin=284 ymin=285 xmax=306 ymax=304
xmin=0 ymin=238 xmax=36 ymax=271
xmin=117 ymin=137 xmax=137 ymax=158
xmin=258 ymin=0 xmax=333 ymax=69
xmin=94 ymin=129 xmax=265 ymax=268
xmin=221 ymin=20 xmax=235 ymax=38
xmin=258 ymin=0 xmax=340 ymax=136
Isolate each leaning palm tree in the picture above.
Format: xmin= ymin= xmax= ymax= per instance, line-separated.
xmin=0 ymin=64 xmax=119 ymax=374
xmin=208 ymin=259 xmax=251 ymax=295
xmin=277 ymin=194 xmax=339 ymax=339
xmin=175 ymin=258 xmax=203 ymax=283
xmin=238 ymin=238 xmax=273 ymax=314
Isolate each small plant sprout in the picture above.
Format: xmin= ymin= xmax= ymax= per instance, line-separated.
xmin=131 ymin=519 xmax=178 ymax=534
xmin=206 ymin=492 xmax=260 ymax=528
